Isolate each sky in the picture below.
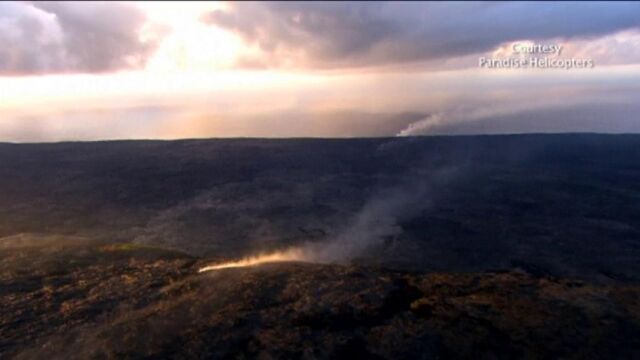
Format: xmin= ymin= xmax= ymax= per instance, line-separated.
xmin=1 ymin=1 xmax=640 ymax=142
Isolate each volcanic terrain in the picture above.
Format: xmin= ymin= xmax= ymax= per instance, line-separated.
xmin=2 ymin=134 xmax=640 ymax=358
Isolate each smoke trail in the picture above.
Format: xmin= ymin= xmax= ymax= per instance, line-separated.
xmin=396 ymin=113 xmax=445 ymax=137
xmin=304 ymin=179 xmax=427 ymax=263
xmin=198 ymin=247 xmax=310 ymax=272
xmin=198 ymin=185 xmax=421 ymax=271
xmin=395 ymin=98 xmax=584 ymax=137
xmin=199 ymin=167 xmax=458 ymax=272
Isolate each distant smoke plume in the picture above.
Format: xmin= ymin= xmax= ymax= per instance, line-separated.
xmin=395 ymin=97 xmax=587 ymax=137
xmin=396 ymin=114 xmax=445 ymax=137
xmin=395 ymin=107 xmax=520 ymax=137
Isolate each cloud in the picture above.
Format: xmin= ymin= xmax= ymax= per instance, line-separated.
xmin=0 ymin=1 xmax=157 ymax=75
xmin=203 ymin=1 xmax=640 ymax=69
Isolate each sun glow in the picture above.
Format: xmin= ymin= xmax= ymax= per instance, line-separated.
xmin=136 ymin=1 xmax=243 ymax=72
xmin=198 ymin=247 xmax=310 ymax=272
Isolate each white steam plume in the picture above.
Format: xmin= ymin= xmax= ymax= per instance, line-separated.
xmin=395 ymin=95 xmax=596 ymax=137
xmin=199 ymin=168 xmax=459 ymax=272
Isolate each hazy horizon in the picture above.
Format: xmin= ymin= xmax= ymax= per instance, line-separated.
xmin=2 ymin=1 xmax=640 ymax=142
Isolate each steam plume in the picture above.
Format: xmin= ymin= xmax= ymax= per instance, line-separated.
xmin=395 ymin=98 xmax=586 ymax=137
xmin=200 ymin=168 xmax=458 ymax=272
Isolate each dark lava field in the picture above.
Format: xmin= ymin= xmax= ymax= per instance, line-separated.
xmin=2 ymin=134 xmax=640 ymax=358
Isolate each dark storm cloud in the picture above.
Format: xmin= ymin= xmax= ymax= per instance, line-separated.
xmin=204 ymin=1 xmax=640 ymax=68
xmin=0 ymin=2 xmax=156 ymax=75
